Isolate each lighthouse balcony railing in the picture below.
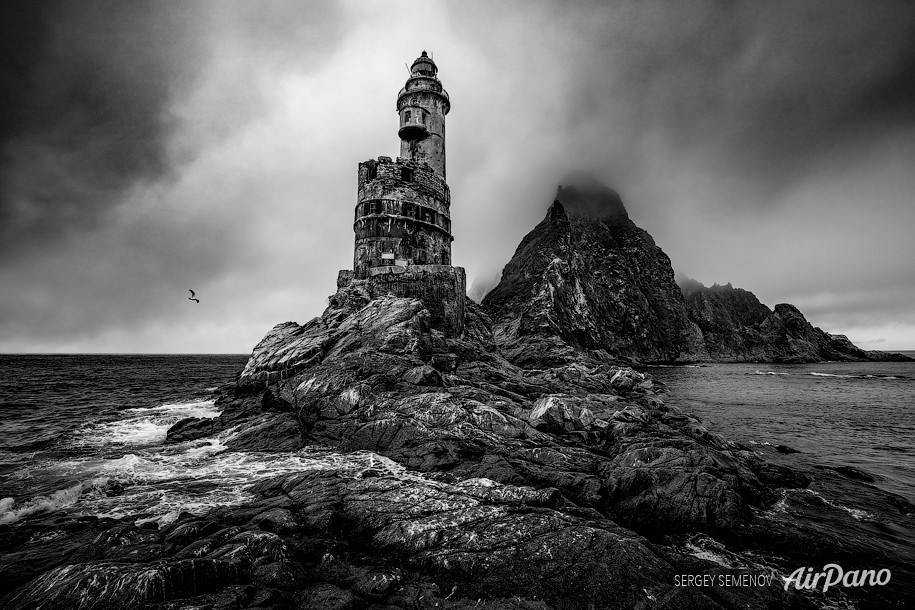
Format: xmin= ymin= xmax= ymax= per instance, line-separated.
xmin=397 ymin=85 xmax=449 ymax=101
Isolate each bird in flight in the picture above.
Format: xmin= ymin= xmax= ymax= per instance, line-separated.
xmin=188 ymin=289 xmax=199 ymax=303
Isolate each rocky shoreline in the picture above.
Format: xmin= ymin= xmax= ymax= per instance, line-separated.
xmin=2 ymin=283 xmax=912 ymax=609
xmin=2 ymin=178 xmax=911 ymax=609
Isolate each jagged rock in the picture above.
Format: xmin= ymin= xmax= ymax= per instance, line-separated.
xmin=481 ymin=175 xmax=909 ymax=364
xmin=1 ymin=558 xmax=239 ymax=609
xmin=164 ymin=520 xmax=220 ymax=546
xmin=293 ymin=583 xmax=362 ymax=610
xmin=527 ymin=394 xmax=596 ymax=433
xmin=249 ymin=457 xmax=677 ymax=609
xmin=220 ymin=287 xmax=770 ymax=538
xmin=223 ymin=412 xmax=304 ymax=452
xmin=250 ymin=507 xmax=299 ymax=534
xmin=402 ymin=364 xmax=443 ymax=386
xmin=483 ymin=178 xmax=695 ymax=365
xmin=681 ymin=279 xmax=913 ymax=362
xmin=165 ymin=416 xmax=221 ymax=444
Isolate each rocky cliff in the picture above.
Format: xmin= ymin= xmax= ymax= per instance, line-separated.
xmin=483 ymin=178 xmax=910 ymax=364
xmin=482 ymin=178 xmax=695 ymax=366
xmin=681 ymin=279 xmax=911 ymax=363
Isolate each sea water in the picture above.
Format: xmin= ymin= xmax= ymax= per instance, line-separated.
xmin=0 ymin=354 xmax=345 ymax=526
xmin=644 ymin=354 xmax=915 ymax=504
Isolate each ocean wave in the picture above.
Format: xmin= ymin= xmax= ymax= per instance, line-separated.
xmin=763 ymin=488 xmax=873 ymax=521
xmin=685 ymin=538 xmax=734 ymax=568
xmin=683 ymin=534 xmax=786 ymax=576
xmin=751 ymin=370 xmax=789 ymax=376
xmin=120 ymin=400 xmax=221 ymax=417
xmin=0 ymin=477 xmax=112 ymax=525
xmin=873 ymin=444 xmax=912 ymax=454
xmin=809 ymin=371 xmax=906 ymax=381
xmin=77 ymin=400 xmax=220 ymax=447
xmin=803 ymin=489 xmax=873 ymax=521
xmin=4 ymin=446 xmax=407 ymax=526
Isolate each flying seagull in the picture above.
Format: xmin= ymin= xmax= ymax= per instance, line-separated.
xmin=188 ymin=289 xmax=199 ymax=303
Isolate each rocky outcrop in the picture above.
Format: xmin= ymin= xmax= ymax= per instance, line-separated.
xmin=0 ymin=453 xmax=812 ymax=610
xmin=483 ymin=178 xmax=695 ymax=366
xmin=226 ymin=284 xmax=777 ymax=537
xmin=682 ymin=279 xmax=912 ymax=362
xmin=3 ymin=282 xmax=912 ymax=608
xmin=482 ymin=176 xmax=910 ymax=364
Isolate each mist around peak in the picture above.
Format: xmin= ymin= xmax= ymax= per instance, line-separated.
xmin=554 ymin=173 xmax=629 ymax=222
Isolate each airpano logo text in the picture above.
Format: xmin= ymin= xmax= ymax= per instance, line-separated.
xmin=783 ymin=564 xmax=892 ymax=592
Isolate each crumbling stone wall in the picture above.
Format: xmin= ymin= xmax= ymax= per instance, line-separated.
xmin=335 ymin=268 xmax=466 ymax=337
xmin=354 ymin=157 xmax=453 ymax=278
xmin=366 ymin=266 xmax=466 ymax=336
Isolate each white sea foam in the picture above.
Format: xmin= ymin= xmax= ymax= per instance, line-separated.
xmin=0 ymin=477 xmax=111 ymax=525
xmin=77 ymin=400 xmax=220 ymax=447
xmin=121 ymin=400 xmax=221 ymax=418
xmin=809 ymin=371 xmax=903 ymax=383
xmin=752 ymin=370 xmax=789 ymax=376
xmin=762 ymin=488 xmax=872 ymax=521
xmin=803 ymin=489 xmax=873 ymax=521
xmin=3 ymin=445 xmax=409 ymax=526
xmin=685 ymin=541 xmax=734 ymax=567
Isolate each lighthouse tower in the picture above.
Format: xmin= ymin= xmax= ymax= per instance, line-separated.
xmin=398 ymin=51 xmax=450 ymax=179
xmin=338 ymin=52 xmax=465 ymax=336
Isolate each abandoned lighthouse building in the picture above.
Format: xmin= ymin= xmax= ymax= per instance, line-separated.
xmin=337 ymin=51 xmax=466 ymax=335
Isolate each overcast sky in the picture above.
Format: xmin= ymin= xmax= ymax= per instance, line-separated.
xmin=2 ymin=0 xmax=914 ymax=353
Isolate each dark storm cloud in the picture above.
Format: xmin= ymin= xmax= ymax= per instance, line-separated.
xmin=2 ymin=1 xmax=913 ymax=351
xmin=0 ymin=0 xmax=347 ymax=350
xmin=449 ymin=0 xmax=915 ymax=205
xmin=0 ymin=0 xmax=346 ymax=251
xmin=586 ymin=0 xmax=915 ymax=201
xmin=440 ymin=0 xmax=915 ymax=347
xmin=0 ymin=0 xmax=204 ymax=250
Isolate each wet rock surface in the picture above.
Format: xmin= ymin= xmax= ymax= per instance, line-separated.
xmin=3 ymin=280 xmax=911 ymax=609
xmin=482 ymin=181 xmax=696 ymax=366
xmin=0 ymin=453 xmax=809 ymax=610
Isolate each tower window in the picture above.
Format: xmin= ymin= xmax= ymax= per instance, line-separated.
xmin=404 ymin=110 xmax=412 ymax=122
xmin=369 ymin=201 xmax=381 ymax=214
xmin=366 ymin=165 xmax=377 ymax=181
xmin=401 ymin=167 xmax=413 ymax=182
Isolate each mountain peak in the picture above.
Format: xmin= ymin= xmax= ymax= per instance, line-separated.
xmin=554 ymin=174 xmax=629 ymax=222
